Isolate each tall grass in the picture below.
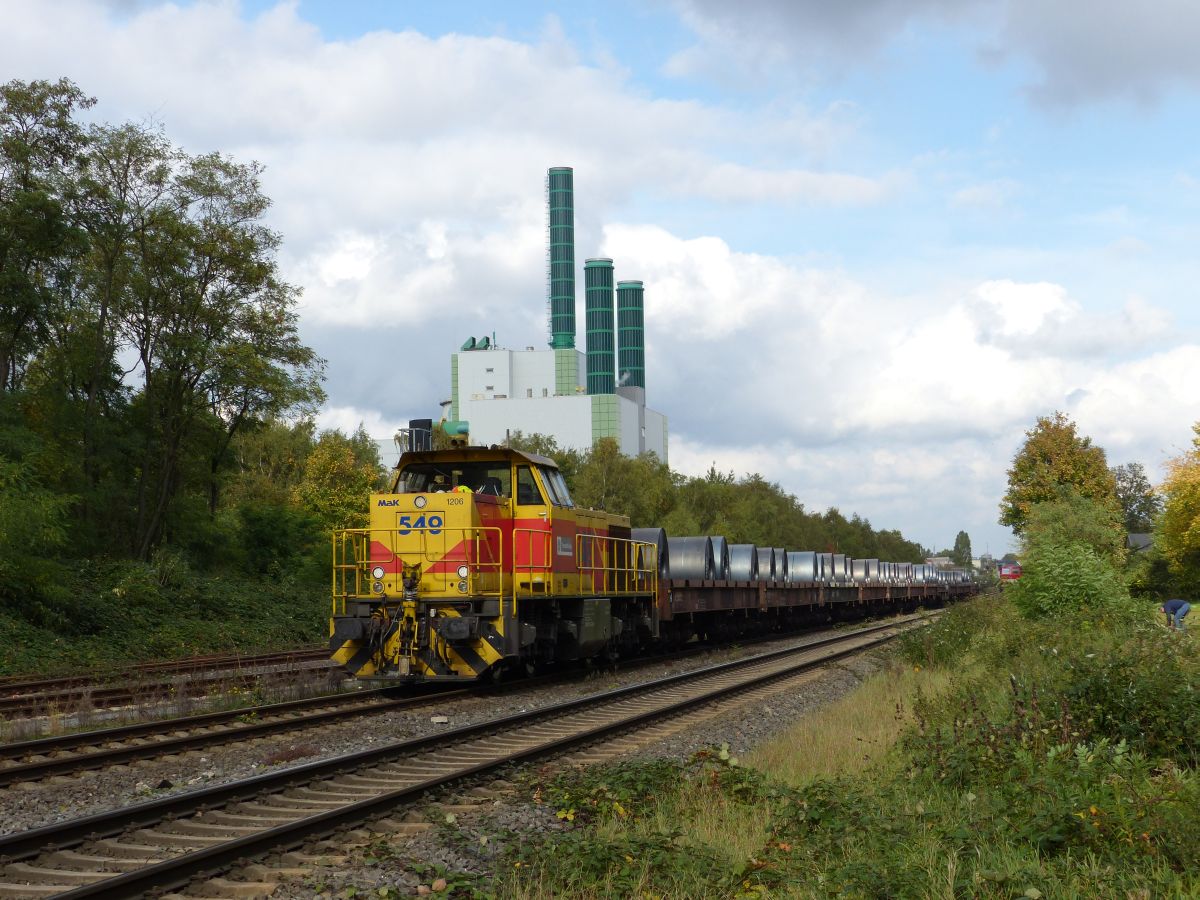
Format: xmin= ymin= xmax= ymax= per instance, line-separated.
xmin=749 ymin=660 xmax=954 ymax=784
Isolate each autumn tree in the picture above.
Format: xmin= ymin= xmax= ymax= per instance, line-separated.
xmin=999 ymin=412 xmax=1118 ymax=535
xmin=1112 ymin=462 xmax=1162 ymax=533
xmin=1158 ymin=423 xmax=1200 ymax=594
xmin=292 ymin=430 xmax=382 ymax=532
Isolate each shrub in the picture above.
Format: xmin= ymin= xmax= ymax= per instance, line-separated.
xmin=1063 ymin=632 xmax=1200 ymax=764
xmin=1008 ymin=542 xmax=1129 ymax=620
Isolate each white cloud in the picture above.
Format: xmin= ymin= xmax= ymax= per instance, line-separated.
xmin=316 ymin=405 xmax=399 ymax=438
xmin=950 ymin=179 xmax=1018 ymax=209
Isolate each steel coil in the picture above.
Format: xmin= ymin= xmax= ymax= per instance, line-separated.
xmin=758 ymin=547 xmax=776 ymax=581
xmin=787 ymin=551 xmax=817 ymax=583
xmin=631 ymin=527 xmax=669 ymax=580
xmin=708 ymin=536 xmax=731 ymax=581
xmin=666 ymin=536 xmax=714 ymax=580
xmin=728 ymin=544 xmax=759 ymax=582
xmin=818 ymin=553 xmax=833 ymax=584
xmin=774 ymin=548 xmax=788 ymax=580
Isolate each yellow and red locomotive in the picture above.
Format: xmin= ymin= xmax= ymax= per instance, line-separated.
xmin=330 ymin=444 xmax=659 ymax=682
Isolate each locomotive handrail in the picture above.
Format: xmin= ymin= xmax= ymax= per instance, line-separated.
xmin=576 ymin=534 xmax=658 ymax=596
xmin=331 ymin=526 xmax=505 ymax=609
xmin=512 ymin=527 xmax=553 ymax=598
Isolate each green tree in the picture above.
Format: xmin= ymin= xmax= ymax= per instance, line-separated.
xmin=1111 ymin=461 xmax=1162 ymax=533
xmin=1007 ymin=486 xmax=1131 ymax=621
xmin=1022 ymin=487 xmax=1126 ymax=567
xmin=951 ymin=530 xmax=972 ymax=568
xmin=1158 ymin=423 xmax=1200 ymax=595
xmin=1000 ymin=412 xmax=1119 ymax=535
xmin=0 ymin=78 xmax=93 ymax=392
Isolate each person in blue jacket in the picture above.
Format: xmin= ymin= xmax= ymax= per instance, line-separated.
xmin=1161 ymin=598 xmax=1191 ymax=631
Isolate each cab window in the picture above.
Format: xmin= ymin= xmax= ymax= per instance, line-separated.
xmin=396 ymin=462 xmax=511 ymax=496
xmin=515 ymin=466 xmax=543 ymax=506
xmin=539 ymin=466 xmax=574 ymax=508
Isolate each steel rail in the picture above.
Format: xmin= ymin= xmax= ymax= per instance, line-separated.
xmin=0 ymin=615 xmax=929 ymax=898
xmin=0 ymin=661 xmax=337 ymax=720
xmin=0 ymin=688 xmax=464 ymax=788
xmin=0 ymin=649 xmax=328 ymax=694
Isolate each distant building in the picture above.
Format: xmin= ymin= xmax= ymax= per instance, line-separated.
xmin=925 ymin=556 xmax=953 ymax=568
xmin=449 ymin=167 xmax=668 ymax=461
xmin=1127 ymin=533 xmax=1153 ymax=553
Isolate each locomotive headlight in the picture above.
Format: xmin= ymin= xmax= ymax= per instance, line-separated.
xmin=457 ymin=564 xmax=469 ymax=578
xmin=371 ymin=566 xmax=386 ymax=580
xmin=372 ymin=580 xmax=385 ymax=594
xmin=457 ymin=580 xmax=468 ymax=593
xmin=414 ymin=495 xmax=427 ymax=509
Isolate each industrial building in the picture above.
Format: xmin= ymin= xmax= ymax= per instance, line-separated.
xmin=449 ymin=167 xmax=668 ymax=461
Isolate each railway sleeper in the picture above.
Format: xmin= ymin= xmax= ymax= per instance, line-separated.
xmin=3 ymin=862 xmax=108 ymax=884
xmin=44 ymin=850 xmax=151 ymax=872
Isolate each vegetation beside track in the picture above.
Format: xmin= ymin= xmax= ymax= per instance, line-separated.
xmin=0 ymin=561 xmax=326 ymax=676
xmin=355 ymin=596 xmax=1197 ymax=899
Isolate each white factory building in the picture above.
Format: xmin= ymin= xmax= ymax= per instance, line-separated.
xmin=450 ymin=344 xmax=668 ymax=461
xmin=439 ymin=167 xmax=668 ymax=462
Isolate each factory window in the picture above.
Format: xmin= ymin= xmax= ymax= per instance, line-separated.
xmin=526 ymin=388 xmax=533 ymax=398
xmin=486 ymin=367 xmax=494 ymax=373
xmin=542 ymin=388 xmax=548 ymax=397
xmin=485 ymin=385 xmax=493 ymax=391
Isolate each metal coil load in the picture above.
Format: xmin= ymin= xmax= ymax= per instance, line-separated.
xmin=666 ymin=536 xmax=714 ymax=580
xmin=728 ymin=544 xmax=759 ymax=582
xmin=758 ymin=547 xmax=776 ymax=581
xmin=708 ymin=536 xmax=731 ymax=581
xmin=631 ymin=527 xmax=669 ymax=581
xmin=774 ymin=548 xmax=788 ymax=581
xmin=818 ymin=553 xmax=834 ymax=584
xmin=851 ymin=559 xmax=869 ymax=581
xmin=862 ymin=559 xmax=880 ymax=581
xmin=787 ymin=550 xmax=817 ymax=583
xmin=832 ymin=553 xmax=847 ymax=583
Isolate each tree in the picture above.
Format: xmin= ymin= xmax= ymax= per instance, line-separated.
xmin=1000 ymin=412 xmax=1119 ymax=535
xmin=0 ymin=78 xmax=93 ymax=392
xmin=1111 ymin=461 xmax=1162 ymax=533
xmin=951 ymin=530 xmax=972 ymax=568
xmin=111 ymin=141 xmax=322 ymax=557
xmin=1021 ymin=487 xmax=1126 ymax=567
xmin=292 ymin=431 xmax=381 ymax=532
xmin=1158 ymin=423 xmax=1200 ymax=595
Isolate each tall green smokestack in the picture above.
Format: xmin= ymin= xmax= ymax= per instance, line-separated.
xmin=547 ymin=167 xmax=575 ymax=349
xmin=585 ymin=258 xmax=615 ymax=395
xmin=616 ymin=280 xmax=645 ymax=393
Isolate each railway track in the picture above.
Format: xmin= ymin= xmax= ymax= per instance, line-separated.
xmin=0 ymin=651 xmax=334 ymax=722
xmin=0 ymin=614 xmax=928 ymax=899
xmin=0 ymin=649 xmax=327 ymax=693
xmin=0 ymin=686 xmax=463 ymax=788
xmin=0 ymin=614 xmax=911 ymax=786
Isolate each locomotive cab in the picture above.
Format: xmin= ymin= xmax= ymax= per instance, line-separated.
xmin=330 ymin=446 xmax=658 ymax=682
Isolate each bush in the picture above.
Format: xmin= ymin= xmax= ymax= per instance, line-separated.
xmin=1008 ymin=542 xmax=1130 ymax=620
xmin=1063 ymin=631 xmax=1200 ymax=764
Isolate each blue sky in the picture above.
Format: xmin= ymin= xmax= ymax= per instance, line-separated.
xmin=4 ymin=0 xmax=1200 ymax=555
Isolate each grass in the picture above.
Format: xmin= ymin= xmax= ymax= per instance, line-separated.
xmin=748 ymin=659 xmax=954 ymax=785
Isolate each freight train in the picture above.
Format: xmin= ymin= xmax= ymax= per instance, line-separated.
xmin=330 ymin=443 xmax=977 ymax=682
